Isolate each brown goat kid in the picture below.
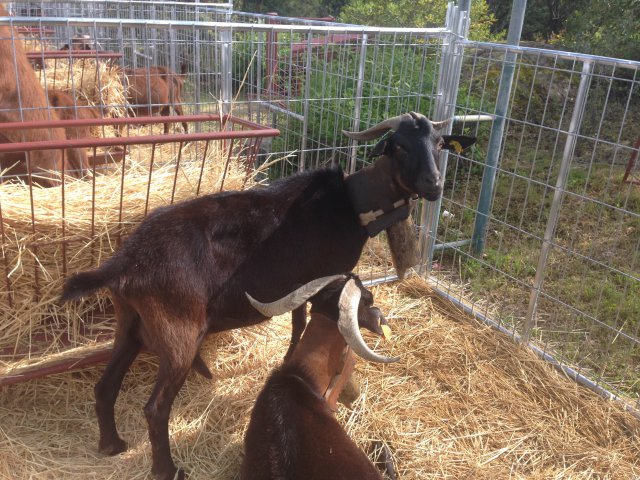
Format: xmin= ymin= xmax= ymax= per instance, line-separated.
xmin=241 ymin=274 xmax=395 ymax=480
xmin=0 ymin=5 xmax=87 ymax=186
xmin=124 ymin=65 xmax=188 ymax=134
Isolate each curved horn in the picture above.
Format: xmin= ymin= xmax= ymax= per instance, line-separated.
xmin=246 ymin=274 xmax=346 ymax=318
xmin=342 ymin=113 xmax=413 ymax=141
xmin=337 ymin=279 xmax=400 ymax=364
xmin=430 ymin=118 xmax=452 ymax=131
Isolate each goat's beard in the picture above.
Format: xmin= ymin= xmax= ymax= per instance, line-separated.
xmin=386 ymin=217 xmax=419 ymax=280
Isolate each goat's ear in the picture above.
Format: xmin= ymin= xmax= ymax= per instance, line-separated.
xmin=369 ymin=138 xmax=388 ymax=159
xmin=441 ymin=135 xmax=477 ymax=154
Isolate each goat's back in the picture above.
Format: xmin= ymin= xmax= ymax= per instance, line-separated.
xmin=241 ymin=364 xmax=382 ymax=480
xmin=69 ymin=169 xmax=366 ymax=322
xmin=124 ymin=66 xmax=184 ymax=113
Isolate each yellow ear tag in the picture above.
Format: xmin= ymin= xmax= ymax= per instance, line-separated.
xmin=381 ymin=324 xmax=392 ymax=340
xmin=450 ymin=140 xmax=463 ymax=154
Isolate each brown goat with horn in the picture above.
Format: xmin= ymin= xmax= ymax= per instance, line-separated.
xmin=241 ymin=274 xmax=396 ymax=480
xmin=61 ymin=111 xmax=475 ymax=480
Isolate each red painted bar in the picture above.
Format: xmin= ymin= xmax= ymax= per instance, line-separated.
xmin=26 ymin=50 xmax=123 ymax=60
xmin=0 ymin=115 xmax=280 ymax=153
xmin=0 ymin=347 xmax=113 ymax=386
xmin=17 ymin=26 xmax=55 ymax=35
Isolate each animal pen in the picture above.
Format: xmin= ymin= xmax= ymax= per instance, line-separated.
xmin=0 ymin=1 xmax=639 ymax=479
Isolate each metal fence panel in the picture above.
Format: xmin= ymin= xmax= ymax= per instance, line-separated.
xmin=432 ymin=42 xmax=639 ymax=410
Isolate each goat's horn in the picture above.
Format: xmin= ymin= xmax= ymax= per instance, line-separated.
xmin=430 ymin=118 xmax=452 ymax=130
xmin=342 ymin=113 xmax=413 ymax=141
xmin=246 ymin=275 xmax=346 ymax=318
xmin=338 ymin=279 xmax=399 ymax=364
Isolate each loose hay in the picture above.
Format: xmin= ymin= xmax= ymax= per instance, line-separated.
xmin=0 ymin=277 xmax=638 ymax=479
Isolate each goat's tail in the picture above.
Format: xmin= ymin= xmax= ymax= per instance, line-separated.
xmin=60 ymin=266 xmax=113 ymax=302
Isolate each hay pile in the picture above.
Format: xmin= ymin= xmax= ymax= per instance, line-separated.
xmin=0 ymin=276 xmax=638 ymax=479
xmin=37 ymin=57 xmax=128 ymax=121
xmin=0 ymin=142 xmax=250 ymax=371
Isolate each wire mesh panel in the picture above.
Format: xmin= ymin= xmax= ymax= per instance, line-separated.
xmin=431 ymin=43 xmax=640 ymax=410
xmin=8 ymin=1 xmax=233 ymax=22
xmin=230 ymin=24 xmax=448 ymax=174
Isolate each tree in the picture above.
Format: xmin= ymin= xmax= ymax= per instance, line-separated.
xmin=338 ymin=0 xmax=504 ymax=42
xmin=234 ymin=0 xmax=348 ymax=18
xmin=486 ymin=0 xmax=586 ymax=42
xmin=562 ymin=0 xmax=640 ymax=61
xmin=487 ymin=0 xmax=639 ymax=61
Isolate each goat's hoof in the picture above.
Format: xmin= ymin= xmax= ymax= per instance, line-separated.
xmin=98 ymin=437 xmax=128 ymax=456
xmin=153 ymin=466 xmax=185 ymax=480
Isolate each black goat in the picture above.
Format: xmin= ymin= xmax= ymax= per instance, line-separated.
xmin=61 ymin=112 xmax=475 ymax=480
xmin=241 ymin=274 xmax=395 ymax=480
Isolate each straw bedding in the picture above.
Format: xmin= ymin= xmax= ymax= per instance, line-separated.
xmin=0 ymin=276 xmax=638 ymax=479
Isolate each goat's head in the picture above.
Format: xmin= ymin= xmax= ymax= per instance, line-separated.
xmin=246 ymin=274 xmax=398 ymax=363
xmin=343 ymin=112 xmax=476 ymax=201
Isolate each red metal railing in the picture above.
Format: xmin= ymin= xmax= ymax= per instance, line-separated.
xmin=26 ymin=50 xmax=123 ymax=61
xmin=0 ymin=114 xmax=280 ymax=151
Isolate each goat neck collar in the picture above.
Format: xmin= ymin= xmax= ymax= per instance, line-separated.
xmin=345 ymin=157 xmax=417 ymax=237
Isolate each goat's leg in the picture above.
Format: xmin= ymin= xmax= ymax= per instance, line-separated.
xmin=283 ymin=304 xmax=306 ymax=361
xmin=95 ymin=295 xmax=141 ymax=455
xmin=143 ymin=312 xmax=204 ymax=480
xmin=172 ymin=103 xmax=188 ymax=133
xmin=160 ymin=106 xmax=172 ymax=134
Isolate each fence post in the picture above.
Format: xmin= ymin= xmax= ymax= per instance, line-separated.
xmin=348 ymin=33 xmax=368 ymax=174
xmin=471 ymin=0 xmax=526 ymax=254
xmin=418 ymin=3 xmax=469 ymax=275
xmin=299 ymin=32 xmax=315 ymax=172
xmin=522 ymin=61 xmax=593 ymax=343
xmin=220 ymin=25 xmax=233 ymax=117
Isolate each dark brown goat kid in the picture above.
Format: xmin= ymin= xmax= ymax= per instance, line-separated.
xmin=61 ymin=111 xmax=475 ymax=480
xmin=124 ymin=65 xmax=188 ymax=134
xmin=241 ymin=274 xmax=396 ymax=480
xmin=0 ymin=5 xmax=88 ymax=186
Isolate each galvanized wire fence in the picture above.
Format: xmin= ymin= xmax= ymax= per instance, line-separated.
xmin=1 ymin=2 xmax=638 ymax=412
xmin=433 ymin=43 xmax=640 ymax=411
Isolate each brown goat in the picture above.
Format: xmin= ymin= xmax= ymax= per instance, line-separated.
xmin=0 ymin=5 xmax=86 ymax=186
xmin=61 ymin=112 xmax=475 ymax=480
xmin=241 ymin=275 xmax=396 ymax=480
xmin=46 ymin=88 xmax=95 ymax=176
xmin=124 ymin=65 xmax=188 ymax=134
